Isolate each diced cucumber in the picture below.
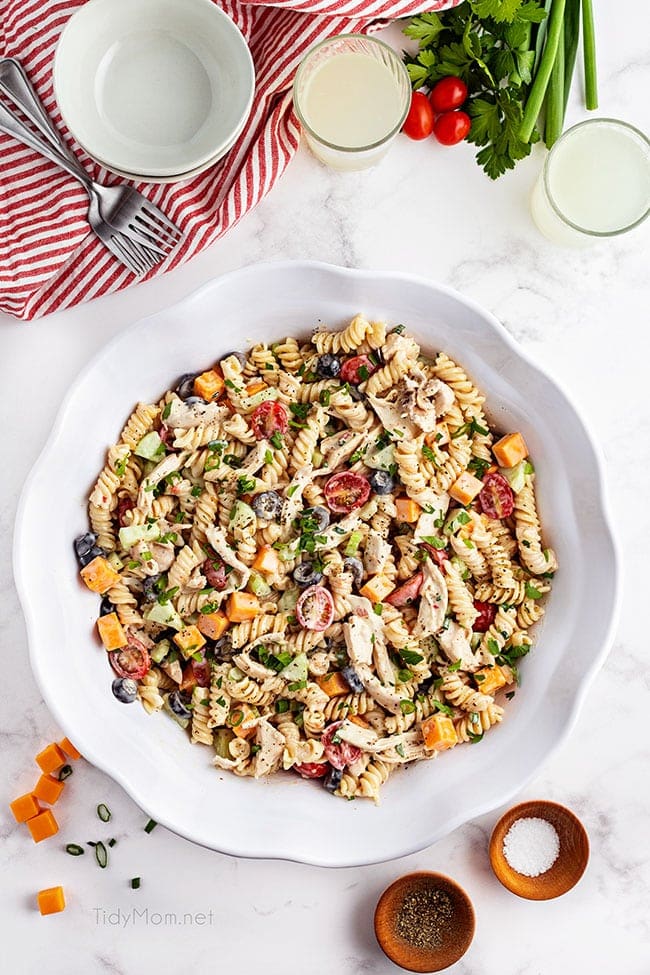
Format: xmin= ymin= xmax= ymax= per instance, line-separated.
xmin=344 ymin=530 xmax=364 ymax=557
xmin=280 ymin=652 xmax=308 ymax=683
xmin=228 ymin=666 xmax=245 ymax=683
xmin=444 ymin=509 xmax=472 ymax=536
xmin=278 ymin=588 xmax=299 ymax=613
xmin=150 ymin=638 xmax=171 ymax=664
xmin=501 ymin=460 xmax=527 ymax=494
xmin=274 ymin=542 xmax=298 ymax=564
xmin=311 ymin=448 xmax=323 ymax=468
xmin=244 ymin=387 xmax=278 ymax=410
xmin=213 ymin=728 xmax=235 ymax=759
xmin=135 ymin=431 xmax=166 ymax=461
xmin=248 ymin=572 xmax=272 ymax=599
xmin=365 ymin=443 xmax=396 ymax=471
xmin=144 ymin=601 xmax=183 ymax=631
xmin=107 ymin=552 xmax=124 ymax=572
xmin=118 ymin=522 xmax=160 ymax=550
xmin=229 ymin=500 xmax=256 ymax=531
xmin=163 ymin=695 xmax=190 ymax=730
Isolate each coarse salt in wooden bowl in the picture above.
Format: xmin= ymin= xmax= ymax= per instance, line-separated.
xmin=374 ymin=872 xmax=475 ymax=973
xmin=489 ymin=800 xmax=589 ymax=900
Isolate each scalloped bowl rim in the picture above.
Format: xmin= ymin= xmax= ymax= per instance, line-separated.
xmin=13 ymin=262 xmax=621 ymax=867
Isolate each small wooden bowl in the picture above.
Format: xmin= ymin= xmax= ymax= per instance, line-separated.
xmin=489 ymin=800 xmax=589 ymax=900
xmin=374 ymin=872 xmax=475 ymax=973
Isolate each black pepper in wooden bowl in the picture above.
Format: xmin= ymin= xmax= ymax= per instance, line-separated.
xmin=375 ymin=872 xmax=475 ymax=973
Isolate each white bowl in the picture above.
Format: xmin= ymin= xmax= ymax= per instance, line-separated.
xmin=14 ymin=262 xmax=620 ymax=867
xmin=53 ymin=0 xmax=255 ymax=178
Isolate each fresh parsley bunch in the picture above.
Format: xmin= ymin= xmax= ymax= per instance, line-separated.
xmin=403 ymin=0 xmax=547 ymax=178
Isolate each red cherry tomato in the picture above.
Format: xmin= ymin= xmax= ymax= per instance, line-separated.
xmin=324 ymin=472 xmax=371 ymax=514
xmin=385 ymin=571 xmax=424 ymax=607
xmin=203 ymin=551 xmax=227 ymax=590
xmin=117 ymin=497 xmax=134 ymax=527
xmin=473 ymin=601 xmax=497 ymax=633
xmin=250 ymin=401 xmax=288 ymax=440
xmin=321 ymin=723 xmax=362 ymax=771
xmin=430 ymin=76 xmax=468 ymax=113
xmin=294 ymin=762 xmax=330 ymax=779
xmin=479 ymin=471 xmax=515 ymax=519
xmin=433 ymin=110 xmax=471 ymax=146
xmin=403 ymin=91 xmax=435 ymax=140
xmin=296 ymin=585 xmax=335 ymax=631
xmin=109 ymin=637 xmax=151 ymax=680
xmin=419 ymin=542 xmax=449 ymax=566
xmin=340 ymin=355 xmax=377 ymax=385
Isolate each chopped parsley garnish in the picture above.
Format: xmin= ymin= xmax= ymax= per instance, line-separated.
xmin=162 ymin=402 xmax=172 ymax=420
xmin=289 ymin=403 xmax=310 ymax=421
xmin=319 ymin=389 xmax=331 ymax=407
xmin=448 ymin=659 xmax=463 ymax=672
xmin=237 ymin=475 xmax=257 ymax=496
xmin=400 ymin=648 xmax=424 ymax=665
xmin=525 ymin=581 xmax=543 ymax=599
xmin=422 ymin=445 xmax=438 ymax=464
xmin=420 ymin=535 xmax=446 ymax=549
xmin=270 ymin=431 xmax=284 ymax=450
xmin=288 ymin=680 xmax=307 ymax=691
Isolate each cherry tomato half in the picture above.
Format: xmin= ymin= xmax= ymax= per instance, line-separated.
xmin=430 ymin=76 xmax=468 ymax=114
xmin=109 ymin=637 xmax=151 ymax=680
xmin=385 ymin=571 xmax=424 ymax=607
xmin=479 ymin=471 xmax=515 ymax=520
xmin=324 ymin=472 xmax=371 ymax=514
xmin=433 ymin=110 xmax=471 ymax=146
xmin=473 ymin=601 xmax=497 ymax=633
xmin=250 ymin=401 xmax=288 ymax=440
xmin=294 ymin=762 xmax=330 ymax=779
xmin=321 ymin=722 xmax=362 ymax=771
xmin=419 ymin=542 xmax=449 ymax=566
xmin=340 ymin=355 xmax=377 ymax=386
xmin=403 ymin=91 xmax=435 ymax=141
xmin=203 ymin=551 xmax=228 ymax=590
xmin=296 ymin=585 xmax=335 ymax=631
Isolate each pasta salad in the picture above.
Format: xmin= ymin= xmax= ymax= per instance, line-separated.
xmin=75 ymin=316 xmax=557 ymax=802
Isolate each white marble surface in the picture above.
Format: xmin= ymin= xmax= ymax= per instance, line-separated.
xmin=1 ymin=6 xmax=649 ymax=973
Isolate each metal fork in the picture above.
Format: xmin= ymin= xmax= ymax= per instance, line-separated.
xmin=0 ymin=58 xmax=184 ymax=272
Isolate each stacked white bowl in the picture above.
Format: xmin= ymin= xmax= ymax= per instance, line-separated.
xmin=53 ymin=0 xmax=255 ymax=182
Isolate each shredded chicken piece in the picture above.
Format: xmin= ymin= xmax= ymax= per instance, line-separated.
xmin=320 ymin=429 xmax=365 ymax=471
xmin=413 ymin=560 xmax=448 ymax=638
xmin=366 ymin=393 xmax=419 ymax=440
xmin=233 ymin=651 xmax=279 ymax=682
xmin=253 ymin=720 xmax=285 ymax=778
xmin=205 ymin=525 xmax=251 ymax=588
xmin=438 ymin=620 xmax=482 ymax=672
xmin=164 ymin=399 xmax=228 ymax=430
xmin=364 ymin=530 xmax=392 ymax=576
xmin=137 ymin=453 xmax=187 ymax=511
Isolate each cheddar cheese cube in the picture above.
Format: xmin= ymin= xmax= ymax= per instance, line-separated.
xmin=9 ymin=793 xmax=41 ymax=823
xmin=35 ymin=743 xmax=67 ymax=775
xmin=27 ymin=809 xmax=59 ymax=843
xmin=173 ymin=625 xmax=206 ymax=658
xmin=33 ymin=774 xmax=65 ymax=805
xmin=493 ymin=432 xmax=528 ymax=469
xmin=395 ymin=498 xmax=421 ymax=524
xmin=193 ymin=369 xmax=224 ymax=401
xmin=359 ymin=575 xmax=396 ymax=603
xmin=316 ymin=672 xmax=350 ymax=698
xmin=80 ymin=556 xmax=120 ymax=594
xmin=58 ymin=737 xmax=82 ymax=760
xmin=475 ymin=665 xmax=507 ymax=696
xmin=96 ymin=612 xmax=127 ymax=651
xmin=422 ymin=714 xmax=458 ymax=752
xmin=197 ymin=611 xmax=230 ymax=641
xmin=449 ymin=471 xmax=484 ymax=506
xmin=37 ymin=886 xmax=66 ymax=915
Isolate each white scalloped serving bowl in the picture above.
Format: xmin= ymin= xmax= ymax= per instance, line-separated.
xmin=14 ymin=262 xmax=620 ymax=867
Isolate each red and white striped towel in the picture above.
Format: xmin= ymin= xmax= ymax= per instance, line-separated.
xmin=0 ymin=0 xmax=457 ymax=320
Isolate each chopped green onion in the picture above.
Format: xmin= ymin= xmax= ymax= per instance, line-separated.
xmin=58 ymin=765 xmax=73 ymax=781
xmin=144 ymin=819 xmax=158 ymax=834
xmin=131 ymin=877 xmax=141 ymax=889
xmin=97 ymin=803 xmax=111 ymax=823
xmin=65 ymin=843 xmax=84 ymax=856
xmin=95 ymin=841 xmax=108 ymax=868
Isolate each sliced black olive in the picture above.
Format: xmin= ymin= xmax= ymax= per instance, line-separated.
xmin=324 ymin=767 xmax=343 ymax=793
xmin=316 ymin=354 xmax=341 ymax=379
xmin=341 ymin=666 xmax=365 ymax=694
xmin=142 ymin=574 xmax=162 ymax=603
xmin=74 ymin=532 xmax=97 ymax=561
xmin=175 ymin=373 xmax=197 ymax=399
xmin=251 ymin=491 xmax=283 ymax=521
xmin=303 ymin=505 xmax=330 ymax=532
xmin=293 ymin=561 xmax=324 ymax=589
xmin=112 ymin=678 xmax=137 ymax=703
xmin=342 ymin=557 xmax=364 ymax=588
xmin=184 ymin=395 xmax=207 ymax=406
xmin=213 ymin=635 xmax=234 ymax=661
xmin=168 ymin=690 xmax=192 ymax=720
xmin=99 ymin=596 xmax=115 ymax=617
xmin=78 ymin=545 xmax=105 ymax=568
xmin=368 ymin=470 xmax=396 ymax=495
